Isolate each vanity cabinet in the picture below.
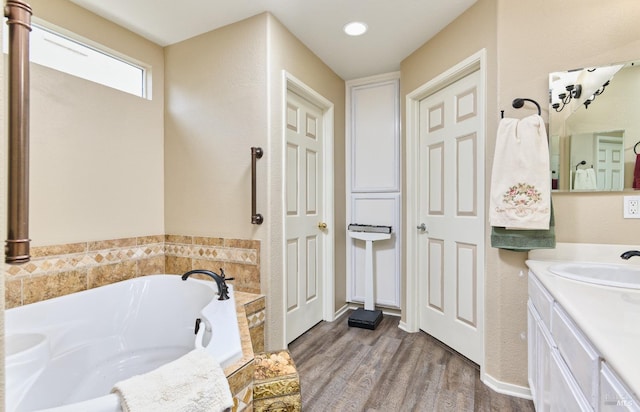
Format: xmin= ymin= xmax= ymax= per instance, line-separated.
xmin=600 ymin=363 xmax=639 ymax=411
xmin=528 ymin=270 xmax=640 ymax=411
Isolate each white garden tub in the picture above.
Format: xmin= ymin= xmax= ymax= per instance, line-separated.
xmin=5 ymin=274 xmax=243 ymax=412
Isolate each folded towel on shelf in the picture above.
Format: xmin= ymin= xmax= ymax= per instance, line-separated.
xmin=634 ymin=153 xmax=640 ymax=190
xmin=572 ymin=168 xmax=597 ymax=190
xmin=491 ymin=200 xmax=555 ymax=252
xmin=490 ymin=114 xmax=551 ymax=230
xmin=112 ymin=349 xmax=233 ymax=412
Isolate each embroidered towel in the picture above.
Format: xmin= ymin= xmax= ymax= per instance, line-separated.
xmin=634 ymin=153 xmax=640 ymax=190
xmin=490 ymin=114 xmax=551 ymax=230
xmin=112 ymin=349 xmax=233 ymax=412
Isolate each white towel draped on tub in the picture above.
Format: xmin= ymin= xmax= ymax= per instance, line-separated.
xmin=490 ymin=114 xmax=551 ymax=230
xmin=112 ymin=349 xmax=233 ymax=412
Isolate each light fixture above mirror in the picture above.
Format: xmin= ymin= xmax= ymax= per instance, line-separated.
xmin=549 ymin=64 xmax=624 ymax=113
xmin=551 ymin=83 xmax=582 ymax=112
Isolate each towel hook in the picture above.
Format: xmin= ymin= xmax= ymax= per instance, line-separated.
xmin=575 ymin=160 xmax=586 ymax=170
xmin=634 ymin=141 xmax=639 ymax=155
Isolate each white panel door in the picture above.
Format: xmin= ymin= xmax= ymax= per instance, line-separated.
xmin=285 ymin=90 xmax=325 ymax=343
xmin=418 ymin=70 xmax=484 ymax=364
xmin=595 ymin=136 xmax=624 ymax=191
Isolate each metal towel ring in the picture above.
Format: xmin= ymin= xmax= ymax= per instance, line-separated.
xmin=635 ymin=141 xmax=640 ymax=155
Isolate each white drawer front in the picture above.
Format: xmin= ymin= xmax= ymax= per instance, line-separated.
xmin=600 ymin=362 xmax=640 ymax=412
xmin=552 ymin=303 xmax=599 ymax=409
xmin=528 ymin=271 xmax=554 ymax=330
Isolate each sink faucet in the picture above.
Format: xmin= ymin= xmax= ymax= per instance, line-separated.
xmin=620 ymin=250 xmax=640 ymax=260
xmin=181 ymin=269 xmax=234 ymax=300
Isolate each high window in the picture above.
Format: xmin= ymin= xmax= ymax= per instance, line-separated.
xmin=4 ymin=21 xmax=149 ymax=99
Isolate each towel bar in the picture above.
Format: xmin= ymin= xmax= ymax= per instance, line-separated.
xmin=251 ymin=147 xmax=264 ymax=225
xmin=501 ymin=97 xmax=542 ymax=118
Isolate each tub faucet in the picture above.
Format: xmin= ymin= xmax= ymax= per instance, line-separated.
xmin=181 ymin=269 xmax=234 ymax=300
xmin=620 ymin=250 xmax=640 ymax=260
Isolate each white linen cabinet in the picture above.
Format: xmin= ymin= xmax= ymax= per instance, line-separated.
xmin=346 ymin=73 xmax=401 ymax=309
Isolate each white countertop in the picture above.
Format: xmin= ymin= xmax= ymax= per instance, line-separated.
xmin=526 ymin=258 xmax=640 ymax=397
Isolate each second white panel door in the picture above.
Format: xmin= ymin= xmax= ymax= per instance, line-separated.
xmin=417 ymin=69 xmax=484 ymax=364
xmin=285 ymin=90 xmax=325 ymax=343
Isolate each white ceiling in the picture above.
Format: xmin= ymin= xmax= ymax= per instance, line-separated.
xmin=68 ymin=0 xmax=476 ymax=80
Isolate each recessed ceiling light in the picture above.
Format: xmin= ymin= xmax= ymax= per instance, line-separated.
xmin=343 ymin=21 xmax=368 ymax=36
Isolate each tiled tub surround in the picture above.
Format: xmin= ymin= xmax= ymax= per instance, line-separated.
xmin=4 ymin=235 xmax=260 ymax=308
xmin=230 ymin=291 xmax=266 ymax=412
xmin=2 ymin=234 xmax=267 ymax=410
xmin=164 ymin=235 xmax=261 ymax=294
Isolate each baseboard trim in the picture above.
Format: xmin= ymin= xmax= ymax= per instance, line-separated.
xmin=481 ymin=371 xmax=532 ymax=400
xmin=398 ymin=320 xmax=417 ymax=333
xmin=332 ymin=304 xmax=350 ymax=321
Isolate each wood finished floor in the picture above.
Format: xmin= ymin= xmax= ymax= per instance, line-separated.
xmin=288 ymin=311 xmax=535 ymax=412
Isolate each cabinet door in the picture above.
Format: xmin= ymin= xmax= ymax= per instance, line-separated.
xmin=600 ymin=362 xmax=640 ymax=412
xmin=528 ymin=302 xmax=538 ymax=405
xmin=550 ymin=350 xmax=592 ymax=412
xmin=538 ymin=315 xmax=554 ymax=412
xmin=530 ymin=300 xmax=554 ymax=412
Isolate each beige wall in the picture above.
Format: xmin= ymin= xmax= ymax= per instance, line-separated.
xmin=164 ymin=14 xmax=268 ymax=240
xmin=165 ymin=13 xmax=346 ymax=349
xmin=402 ymin=0 xmax=640 ymax=389
xmin=25 ymin=0 xmax=166 ymax=246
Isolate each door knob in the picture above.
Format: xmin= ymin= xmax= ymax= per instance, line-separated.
xmin=417 ymin=223 xmax=427 ymax=232
xmin=318 ymin=222 xmax=328 ymax=229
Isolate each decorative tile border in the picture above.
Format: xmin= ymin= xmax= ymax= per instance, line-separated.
xmin=164 ymin=236 xmax=261 ymax=294
xmin=247 ymin=309 xmax=266 ymax=328
xmin=5 ymin=241 xmax=164 ymax=279
xmin=4 ymin=234 xmax=261 ymax=308
xmin=164 ymin=243 xmax=258 ymax=265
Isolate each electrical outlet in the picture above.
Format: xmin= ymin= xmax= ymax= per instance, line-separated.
xmin=624 ymin=196 xmax=640 ymax=219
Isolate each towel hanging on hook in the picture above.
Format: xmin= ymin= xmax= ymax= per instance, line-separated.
xmin=501 ymin=98 xmax=541 ymax=118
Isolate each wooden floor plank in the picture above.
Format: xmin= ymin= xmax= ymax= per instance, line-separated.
xmin=329 ymin=336 xmax=402 ymax=411
xmin=289 ymin=311 xmax=535 ymax=412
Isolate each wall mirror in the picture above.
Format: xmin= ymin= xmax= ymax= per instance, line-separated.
xmin=549 ymin=60 xmax=640 ymax=192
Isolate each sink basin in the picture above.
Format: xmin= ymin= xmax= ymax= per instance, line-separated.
xmin=548 ymin=262 xmax=640 ymax=289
